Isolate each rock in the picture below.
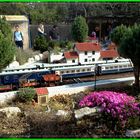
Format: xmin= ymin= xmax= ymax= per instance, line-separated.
xmin=126 ymin=129 xmax=140 ymax=137
xmin=74 ymin=107 xmax=101 ymax=120
xmin=34 ymin=55 xmax=40 ymax=61
xmin=0 ymin=107 xmax=21 ymax=118
xmin=8 ymin=61 xmax=20 ymax=68
xmin=38 ymin=54 xmax=43 ymax=60
xmin=28 ymin=57 xmax=35 ymax=63
xmin=56 ymin=110 xmax=69 ymax=116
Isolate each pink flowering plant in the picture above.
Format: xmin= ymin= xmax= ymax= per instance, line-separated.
xmin=79 ymin=91 xmax=140 ymax=131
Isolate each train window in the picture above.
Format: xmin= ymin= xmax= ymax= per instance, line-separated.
xmin=110 ymin=67 xmax=113 ymax=69
xmin=82 ymin=69 xmax=85 ymax=72
xmin=66 ymin=71 xmax=69 ymax=73
xmin=92 ymin=58 xmax=95 ymax=62
xmin=71 ymin=70 xmax=75 ymax=73
xmin=87 ymin=68 xmax=90 ymax=71
xmin=61 ymin=71 xmax=64 ymax=74
xmin=76 ymin=70 xmax=80 ymax=73
xmin=119 ymin=65 xmax=122 ymax=68
xmin=114 ymin=66 xmax=118 ymax=69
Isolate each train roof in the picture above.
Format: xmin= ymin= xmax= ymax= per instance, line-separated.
xmin=3 ymin=58 xmax=130 ymax=71
xmin=1 ymin=58 xmax=131 ymax=75
xmin=53 ymin=61 xmax=132 ymax=71
xmin=0 ymin=68 xmax=51 ymax=76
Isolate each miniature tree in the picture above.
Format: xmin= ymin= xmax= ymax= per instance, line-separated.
xmin=0 ymin=17 xmax=15 ymax=71
xmin=111 ymin=24 xmax=140 ymax=87
xmin=33 ymin=36 xmax=48 ymax=53
xmin=71 ymin=16 xmax=88 ymax=42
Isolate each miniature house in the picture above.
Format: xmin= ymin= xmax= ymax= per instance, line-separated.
xmin=74 ymin=42 xmax=101 ymax=64
xmin=64 ymin=42 xmax=101 ymax=64
xmin=35 ymin=87 xmax=49 ymax=106
xmin=63 ymin=42 xmax=119 ymax=64
xmin=64 ymin=51 xmax=79 ymax=64
xmin=99 ymin=49 xmax=119 ymax=61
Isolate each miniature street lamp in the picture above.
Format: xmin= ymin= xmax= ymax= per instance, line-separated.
xmin=94 ymin=63 xmax=98 ymax=90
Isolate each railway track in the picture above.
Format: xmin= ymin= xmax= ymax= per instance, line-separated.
xmin=0 ymin=72 xmax=134 ymax=93
xmin=62 ymin=72 xmax=134 ymax=84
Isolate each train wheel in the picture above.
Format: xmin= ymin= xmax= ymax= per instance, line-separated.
xmin=12 ymin=84 xmax=19 ymax=90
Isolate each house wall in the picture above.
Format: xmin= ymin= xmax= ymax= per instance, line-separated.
xmin=98 ymin=57 xmax=117 ymax=61
xmin=75 ymin=48 xmax=100 ymax=64
xmin=50 ymin=52 xmax=64 ymax=63
xmin=66 ymin=58 xmax=78 ymax=64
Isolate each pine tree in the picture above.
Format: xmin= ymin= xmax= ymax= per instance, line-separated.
xmin=0 ymin=17 xmax=15 ymax=71
xmin=71 ymin=16 xmax=88 ymax=42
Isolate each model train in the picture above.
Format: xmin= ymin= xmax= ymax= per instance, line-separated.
xmin=0 ymin=60 xmax=133 ymax=92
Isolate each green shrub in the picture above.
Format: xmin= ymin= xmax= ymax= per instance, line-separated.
xmin=59 ymin=40 xmax=73 ymax=51
xmin=17 ymin=88 xmax=36 ymax=103
xmin=33 ymin=36 xmax=48 ymax=53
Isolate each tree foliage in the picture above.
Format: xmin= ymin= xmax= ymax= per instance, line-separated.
xmin=110 ymin=24 xmax=128 ymax=46
xmin=111 ymin=24 xmax=140 ymax=87
xmin=71 ymin=16 xmax=88 ymax=42
xmin=1 ymin=3 xmax=140 ymax=24
xmin=0 ymin=17 xmax=15 ymax=71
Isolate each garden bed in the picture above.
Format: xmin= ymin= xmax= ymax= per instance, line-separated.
xmin=0 ymin=85 xmax=139 ymax=138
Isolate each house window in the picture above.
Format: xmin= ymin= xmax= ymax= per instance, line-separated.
xmin=72 ymin=60 xmax=75 ymax=63
xmin=92 ymin=51 xmax=95 ymax=55
xmin=85 ymin=51 xmax=87 ymax=55
xmin=92 ymin=58 xmax=95 ymax=62
xmin=84 ymin=59 xmax=87 ymax=62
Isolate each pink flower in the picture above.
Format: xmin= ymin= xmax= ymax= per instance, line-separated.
xmin=79 ymin=90 xmax=140 ymax=127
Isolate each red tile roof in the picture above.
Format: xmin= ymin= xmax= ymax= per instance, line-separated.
xmin=75 ymin=42 xmax=101 ymax=51
xmin=100 ymin=49 xmax=119 ymax=58
xmin=64 ymin=51 xmax=78 ymax=59
xmin=35 ymin=88 xmax=48 ymax=95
